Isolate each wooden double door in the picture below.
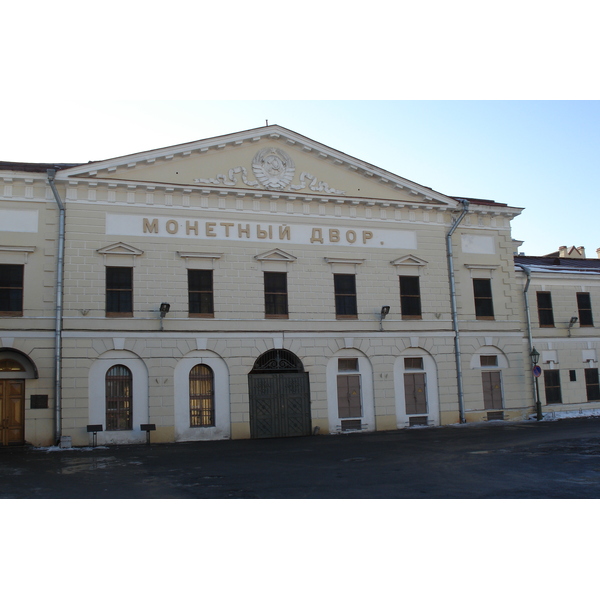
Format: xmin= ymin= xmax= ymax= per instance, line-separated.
xmin=0 ymin=380 xmax=25 ymax=446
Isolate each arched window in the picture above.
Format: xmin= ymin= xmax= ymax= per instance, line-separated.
xmin=106 ymin=365 xmax=133 ymax=430
xmin=190 ymin=364 xmax=215 ymax=427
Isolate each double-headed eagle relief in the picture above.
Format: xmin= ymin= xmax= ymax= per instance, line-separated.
xmin=194 ymin=147 xmax=346 ymax=195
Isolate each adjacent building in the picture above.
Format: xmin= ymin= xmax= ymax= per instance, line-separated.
xmin=1 ymin=125 xmax=598 ymax=447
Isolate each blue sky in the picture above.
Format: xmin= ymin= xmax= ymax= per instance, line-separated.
xmin=2 ymin=100 xmax=598 ymax=257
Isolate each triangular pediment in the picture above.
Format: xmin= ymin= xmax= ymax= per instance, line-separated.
xmin=390 ymin=254 xmax=428 ymax=267
xmin=254 ymin=248 xmax=297 ymax=262
xmin=97 ymin=242 xmax=144 ymax=256
xmin=60 ymin=125 xmax=457 ymax=207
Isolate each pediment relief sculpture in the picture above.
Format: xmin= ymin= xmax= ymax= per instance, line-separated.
xmin=194 ymin=147 xmax=346 ymax=195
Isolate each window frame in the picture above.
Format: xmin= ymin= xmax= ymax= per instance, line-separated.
xmin=189 ymin=364 xmax=215 ymax=427
xmin=536 ymin=291 xmax=555 ymax=327
xmin=543 ymin=369 xmax=563 ymax=404
xmin=0 ymin=264 xmax=24 ymax=316
xmin=264 ymin=271 xmax=289 ymax=319
xmin=105 ymin=364 xmax=133 ymax=431
xmin=399 ymin=275 xmax=422 ymax=320
xmin=334 ymin=273 xmax=358 ymax=319
xmin=585 ymin=368 xmax=600 ymax=402
xmin=473 ymin=278 xmax=494 ymax=320
xmin=106 ymin=266 xmax=133 ymax=318
xmin=188 ymin=269 xmax=214 ymax=318
xmin=577 ymin=292 xmax=594 ymax=327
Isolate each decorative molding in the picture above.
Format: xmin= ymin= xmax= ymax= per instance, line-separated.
xmin=97 ymin=242 xmax=144 ymax=256
xmin=194 ymin=147 xmax=345 ymax=195
xmin=254 ymin=248 xmax=298 ymax=262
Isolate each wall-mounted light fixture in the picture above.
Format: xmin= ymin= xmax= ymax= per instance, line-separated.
xmin=159 ymin=303 xmax=171 ymax=330
xmin=379 ymin=306 xmax=390 ymax=331
xmin=568 ymin=316 xmax=578 ymax=337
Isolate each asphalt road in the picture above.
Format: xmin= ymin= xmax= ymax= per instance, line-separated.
xmin=2 ymin=417 xmax=600 ymax=498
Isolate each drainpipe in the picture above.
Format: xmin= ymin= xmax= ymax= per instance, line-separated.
xmin=518 ymin=264 xmax=541 ymax=419
xmin=47 ymin=170 xmax=65 ymax=445
xmin=446 ymin=198 xmax=469 ymax=423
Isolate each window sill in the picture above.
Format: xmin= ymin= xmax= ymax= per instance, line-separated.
xmin=336 ymin=315 xmax=358 ymax=320
xmin=0 ymin=312 xmax=23 ymax=317
xmin=475 ymin=316 xmax=495 ymax=321
xmin=106 ymin=313 xmax=133 ymax=318
xmin=266 ymin=314 xmax=289 ymax=319
xmin=189 ymin=313 xmax=214 ymax=318
xmin=401 ymin=315 xmax=422 ymax=320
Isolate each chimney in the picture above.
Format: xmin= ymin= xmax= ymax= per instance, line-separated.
xmin=597 ymin=248 xmax=600 ymax=259
xmin=559 ymin=246 xmax=586 ymax=258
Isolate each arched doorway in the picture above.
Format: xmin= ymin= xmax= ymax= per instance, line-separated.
xmin=248 ymin=349 xmax=311 ymax=439
xmin=0 ymin=349 xmax=38 ymax=446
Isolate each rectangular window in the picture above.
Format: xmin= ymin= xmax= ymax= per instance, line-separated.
xmin=536 ymin=291 xmax=555 ymax=327
xmin=188 ymin=269 xmax=214 ymax=317
xmin=585 ymin=368 xmax=600 ymax=402
xmin=106 ymin=267 xmax=133 ymax=317
xmin=334 ymin=274 xmax=357 ymax=318
xmin=480 ymin=355 xmax=498 ymax=367
xmin=264 ymin=272 xmax=288 ymax=318
xmin=399 ymin=276 xmax=422 ymax=319
xmin=0 ymin=264 xmax=24 ymax=316
xmin=338 ymin=358 xmax=359 ymax=371
xmin=577 ymin=292 xmax=594 ymax=326
xmin=543 ymin=369 xmax=562 ymax=404
xmin=473 ymin=278 xmax=494 ymax=319
xmin=404 ymin=357 xmax=424 ymax=370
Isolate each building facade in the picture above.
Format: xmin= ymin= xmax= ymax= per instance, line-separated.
xmin=1 ymin=125 xmax=597 ymax=447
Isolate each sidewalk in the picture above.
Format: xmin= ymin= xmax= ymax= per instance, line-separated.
xmin=2 ymin=417 xmax=600 ymax=498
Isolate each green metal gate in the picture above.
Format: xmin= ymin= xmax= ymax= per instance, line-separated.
xmin=248 ymin=350 xmax=311 ymax=439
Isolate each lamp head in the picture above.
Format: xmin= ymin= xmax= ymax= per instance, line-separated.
xmin=530 ymin=347 xmax=540 ymax=365
xmin=159 ymin=303 xmax=170 ymax=318
xmin=380 ymin=306 xmax=390 ymax=318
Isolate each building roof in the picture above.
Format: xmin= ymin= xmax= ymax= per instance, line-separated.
xmin=0 ymin=161 xmax=83 ymax=173
xmin=515 ymin=254 xmax=600 ymax=274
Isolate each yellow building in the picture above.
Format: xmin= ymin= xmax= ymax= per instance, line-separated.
xmin=1 ymin=125 xmax=566 ymax=447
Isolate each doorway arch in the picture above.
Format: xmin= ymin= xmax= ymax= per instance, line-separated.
xmin=248 ymin=349 xmax=311 ymax=439
xmin=0 ymin=349 xmax=38 ymax=446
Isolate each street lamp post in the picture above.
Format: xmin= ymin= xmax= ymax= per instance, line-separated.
xmin=530 ymin=347 xmax=543 ymax=421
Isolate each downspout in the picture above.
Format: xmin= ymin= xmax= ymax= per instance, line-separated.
xmin=519 ymin=264 xmax=539 ymax=418
xmin=47 ymin=170 xmax=65 ymax=445
xmin=519 ymin=265 xmax=534 ymax=354
xmin=446 ymin=198 xmax=469 ymax=423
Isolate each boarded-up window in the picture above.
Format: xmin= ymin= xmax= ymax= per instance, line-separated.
xmin=189 ymin=364 xmax=215 ymax=427
xmin=543 ymin=369 xmax=562 ymax=404
xmin=536 ymin=291 xmax=554 ymax=327
xmin=404 ymin=373 xmax=427 ymax=414
xmin=337 ymin=374 xmax=362 ymax=418
xmin=106 ymin=365 xmax=133 ymax=430
xmin=482 ymin=371 xmax=503 ymax=410
xmin=585 ymin=368 xmax=600 ymax=402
